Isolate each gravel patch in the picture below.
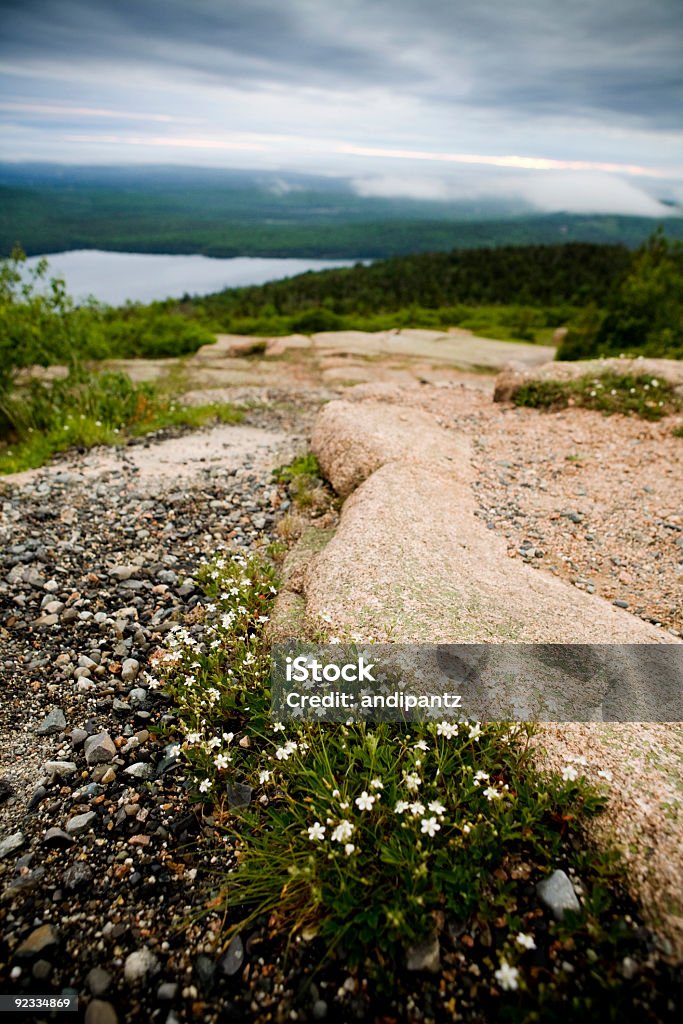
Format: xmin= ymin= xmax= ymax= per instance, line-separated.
xmin=0 ymin=421 xmax=301 ymax=1021
xmin=347 ymin=380 xmax=683 ymax=634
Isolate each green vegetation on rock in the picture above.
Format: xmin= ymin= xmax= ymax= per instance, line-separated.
xmin=512 ymin=372 xmax=681 ymax=421
xmin=158 ymin=550 xmax=676 ymax=1019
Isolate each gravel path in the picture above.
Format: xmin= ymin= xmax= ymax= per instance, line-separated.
xmin=0 ymin=420 xmax=300 ymax=1022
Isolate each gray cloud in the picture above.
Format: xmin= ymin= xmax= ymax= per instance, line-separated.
xmin=2 ymin=0 xmax=681 ymax=125
xmin=0 ymin=0 xmax=681 ymax=214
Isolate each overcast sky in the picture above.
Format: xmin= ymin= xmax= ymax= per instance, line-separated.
xmin=1 ymin=0 xmax=682 ymax=214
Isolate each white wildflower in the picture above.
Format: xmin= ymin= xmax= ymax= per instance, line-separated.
xmin=515 ymin=932 xmax=536 ymax=951
xmin=355 ymin=791 xmax=376 ymax=812
xmin=307 ymin=822 xmax=325 ymax=841
xmin=494 ymin=961 xmax=519 ymax=991
xmin=275 ymin=740 xmax=298 ymax=761
xmin=420 ymin=816 xmax=441 ymax=838
xmin=331 ymin=820 xmax=354 ymax=843
xmin=404 ymin=772 xmax=422 ymax=793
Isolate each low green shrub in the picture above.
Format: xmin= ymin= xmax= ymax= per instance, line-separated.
xmin=271 ymin=452 xmax=325 ymax=509
xmin=100 ymin=306 xmax=216 ymax=358
xmin=0 ymin=368 xmax=244 ymax=474
xmin=290 ymin=307 xmax=344 ymax=333
xmin=513 ymin=372 xmax=681 ymax=421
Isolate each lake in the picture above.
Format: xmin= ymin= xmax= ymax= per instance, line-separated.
xmin=23 ymin=250 xmax=358 ymax=306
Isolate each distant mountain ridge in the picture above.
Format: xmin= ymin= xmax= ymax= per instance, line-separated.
xmin=1 ymin=162 xmax=681 ymax=259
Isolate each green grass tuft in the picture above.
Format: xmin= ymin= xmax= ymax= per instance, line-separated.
xmin=272 ymin=452 xmax=321 ymax=483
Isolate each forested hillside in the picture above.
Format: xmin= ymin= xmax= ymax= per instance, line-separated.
xmin=167 ymin=236 xmax=681 ymax=360
xmin=1 ymin=163 xmax=682 ymax=259
xmin=184 ymin=242 xmax=632 ymax=319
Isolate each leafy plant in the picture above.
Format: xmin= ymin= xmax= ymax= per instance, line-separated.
xmin=272 ymin=452 xmax=321 ymax=483
xmin=155 ymin=550 xmax=677 ymax=1016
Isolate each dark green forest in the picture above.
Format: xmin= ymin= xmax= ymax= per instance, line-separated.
xmin=180 ymin=242 xmax=632 ymax=320
xmin=161 ymin=236 xmax=682 ymax=360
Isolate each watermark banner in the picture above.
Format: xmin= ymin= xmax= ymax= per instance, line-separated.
xmin=270 ymin=643 xmax=683 ymax=722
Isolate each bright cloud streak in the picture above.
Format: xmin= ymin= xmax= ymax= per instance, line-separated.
xmin=65 ymin=134 xmax=266 ymax=151
xmin=337 ymin=144 xmax=671 ymax=179
xmin=0 ymin=102 xmax=177 ymax=122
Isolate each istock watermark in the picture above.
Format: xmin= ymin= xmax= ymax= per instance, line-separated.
xmin=270 ymin=643 xmax=683 ymax=723
xmin=285 ymin=653 xmax=377 ymax=684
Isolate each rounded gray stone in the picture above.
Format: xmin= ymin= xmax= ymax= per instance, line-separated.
xmin=0 ymin=831 xmax=25 ymax=860
xmin=536 ymin=869 xmax=581 ymax=920
xmin=66 ymin=811 xmax=97 ymax=836
xmin=85 ymin=1000 xmax=118 ymax=1024
xmin=124 ymin=947 xmax=159 ymax=983
xmin=36 ymin=708 xmax=67 ymax=735
xmin=87 ymin=966 xmax=113 ymax=997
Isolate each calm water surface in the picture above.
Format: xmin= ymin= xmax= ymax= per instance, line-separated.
xmin=24 ymin=249 xmax=358 ymax=305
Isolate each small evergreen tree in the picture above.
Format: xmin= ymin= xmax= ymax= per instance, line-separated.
xmin=559 ymin=230 xmax=682 ymax=360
